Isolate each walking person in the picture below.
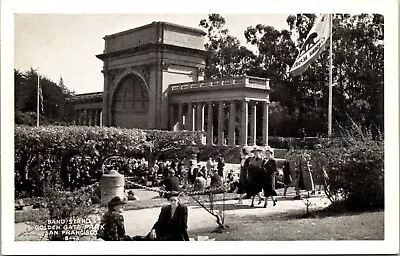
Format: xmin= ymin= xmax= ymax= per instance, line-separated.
xmin=217 ymin=155 xmax=225 ymax=179
xmin=237 ymin=147 xmax=249 ymax=204
xmin=282 ymin=160 xmax=294 ymax=197
xmin=246 ymin=146 xmax=265 ymax=207
xmin=261 ymin=146 xmax=278 ymax=208
xmin=149 ymin=192 xmax=189 ymax=241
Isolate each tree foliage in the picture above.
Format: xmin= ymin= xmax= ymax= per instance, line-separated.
xmin=200 ymin=13 xmax=384 ymax=138
xmin=14 ymin=68 xmax=76 ymax=125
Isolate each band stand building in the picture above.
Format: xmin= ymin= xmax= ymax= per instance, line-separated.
xmin=72 ymin=21 xmax=271 ymax=147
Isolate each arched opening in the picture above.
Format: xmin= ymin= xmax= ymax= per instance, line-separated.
xmin=111 ymin=74 xmax=149 ymax=128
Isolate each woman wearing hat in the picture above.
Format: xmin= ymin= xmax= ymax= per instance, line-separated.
xmin=261 ymin=146 xmax=278 ymax=207
xmin=245 ymin=146 xmax=265 ymax=207
xmin=149 ymin=191 xmax=189 ymax=241
xmin=97 ymin=196 xmax=130 ymax=241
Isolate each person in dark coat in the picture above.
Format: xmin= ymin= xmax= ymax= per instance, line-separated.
xmin=261 ymin=146 xmax=278 ymax=208
xmin=149 ymin=192 xmax=189 ymax=241
xmin=237 ymin=147 xmax=249 ymax=204
xmin=210 ymin=168 xmax=222 ymax=188
xmin=97 ymin=196 xmax=131 ymax=241
xmin=246 ymin=146 xmax=265 ymax=207
xmin=282 ymin=160 xmax=293 ymax=197
xmin=217 ymin=156 xmax=225 ymax=178
xmin=159 ymin=168 xmax=180 ymax=199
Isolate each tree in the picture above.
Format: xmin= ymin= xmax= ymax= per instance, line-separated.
xmin=199 ymin=14 xmax=256 ymax=79
xmin=14 ymin=68 xmax=77 ymax=125
xmin=286 ymin=14 xmax=384 ymax=136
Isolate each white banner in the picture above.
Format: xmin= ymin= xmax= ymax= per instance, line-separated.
xmin=290 ymin=14 xmax=331 ymax=76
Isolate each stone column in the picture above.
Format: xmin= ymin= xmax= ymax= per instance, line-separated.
xmin=75 ymin=110 xmax=80 ymax=124
xmin=196 ymin=102 xmax=204 ymax=131
xmin=99 ymin=109 xmax=103 ymax=127
xmin=93 ymin=109 xmax=98 ymax=126
xmin=217 ymin=101 xmax=225 ymax=146
xmin=169 ymin=105 xmax=175 ymax=130
xmin=102 ymin=70 xmax=109 ymax=126
xmin=262 ymin=101 xmax=269 ymax=146
xmin=240 ymin=100 xmax=248 ymax=146
xmin=228 ymin=101 xmax=236 ymax=146
xmin=207 ymin=102 xmax=214 ymax=145
xmin=196 ymin=102 xmax=205 ymax=145
xmin=84 ymin=109 xmax=89 ymax=126
xmin=178 ymin=103 xmax=183 ymax=130
xmin=79 ymin=110 xmax=84 ymax=125
xmin=90 ymin=109 xmax=96 ymax=126
xmin=187 ymin=102 xmax=194 ymax=131
xmin=249 ymin=102 xmax=257 ymax=145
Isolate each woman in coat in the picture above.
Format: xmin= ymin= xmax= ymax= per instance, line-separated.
xmin=261 ymin=146 xmax=278 ymax=208
xmin=237 ymin=147 xmax=249 ymax=204
xmin=149 ymin=192 xmax=189 ymax=241
xmin=246 ymin=146 xmax=265 ymax=207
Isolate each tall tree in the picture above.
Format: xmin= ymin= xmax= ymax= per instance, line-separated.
xmin=199 ymin=14 xmax=255 ymax=79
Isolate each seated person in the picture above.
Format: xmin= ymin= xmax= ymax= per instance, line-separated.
xmin=194 ymin=171 xmax=207 ymax=191
xmin=210 ymin=168 xmax=222 ymax=188
xmin=97 ymin=196 xmax=131 ymax=241
xmin=159 ymin=168 xmax=180 ymax=199
xmin=149 ymin=192 xmax=189 ymax=241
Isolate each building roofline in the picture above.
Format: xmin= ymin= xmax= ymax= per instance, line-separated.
xmin=96 ymin=43 xmax=210 ymax=60
xmin=103 ymin=21 xmax=206 ymax=40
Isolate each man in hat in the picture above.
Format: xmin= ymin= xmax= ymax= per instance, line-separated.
xmin=159 ymin=168 xmax=180 ymax=199
xmin=97 ymin=196 xmax=130 ymax=241
xmin=149 ymin=191 xmax=189 ymax=241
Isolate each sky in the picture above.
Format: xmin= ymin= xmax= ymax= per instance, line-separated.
xmin=14 ymin=13 xmax=290 ymax=94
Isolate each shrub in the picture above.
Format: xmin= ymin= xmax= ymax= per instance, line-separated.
xmin=14 ymin=125 xmax=200 ymax=196
xmin=36 ymin=182 xmax=100 ymax=241
xmin=287 ymin=132 xmax=384 ymax=211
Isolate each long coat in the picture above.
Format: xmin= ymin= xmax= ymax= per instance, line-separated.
xmin=152 ymin=203 xmax=189 ymax=241
xmin=261 ymin=158 xmax=278 ymax=197
xmin=244 ymin=157 xmax=264 ymax=197
xmin=97 ymin=210 xmax=127 ymax=241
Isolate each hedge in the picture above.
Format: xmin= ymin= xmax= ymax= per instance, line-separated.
xmin=15 ymin=125 xmax=201 ymax=196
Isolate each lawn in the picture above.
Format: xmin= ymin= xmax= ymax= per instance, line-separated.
xmin=190 ymin=210 xmax=384 ymax=240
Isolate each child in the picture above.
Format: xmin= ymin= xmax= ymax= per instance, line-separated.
xmin=97 ymin=196 xmax=130 ymax=241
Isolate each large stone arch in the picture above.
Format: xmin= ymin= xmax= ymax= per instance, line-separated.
xmin=110 ymin=68 xmax=150 ymax=128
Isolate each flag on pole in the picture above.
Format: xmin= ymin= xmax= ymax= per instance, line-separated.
xmin=290 ymin=14 xmax=331 ymax=76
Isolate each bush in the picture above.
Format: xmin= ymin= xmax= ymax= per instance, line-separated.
xmin=287 ymin=133 xmax=384 ymax=211
xmin=38 ymin=183 xmax=100 ymax=241
xmin=14 ymin=125 xmax=200 ymax=196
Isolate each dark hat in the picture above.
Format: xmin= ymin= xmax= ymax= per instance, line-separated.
xmin=108 ymin=196 xmax=126 ymax=207
xmin=265 ymin=146 xmax=274 ymax=154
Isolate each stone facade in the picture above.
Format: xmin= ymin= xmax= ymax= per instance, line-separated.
xmin=72 ymin=21 xmax=271 ymax=146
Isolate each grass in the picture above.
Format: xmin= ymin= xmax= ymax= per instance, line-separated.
xmin=190 ymin=210 xmax=384 ymax=240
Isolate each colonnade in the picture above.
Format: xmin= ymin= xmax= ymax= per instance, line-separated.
xmin=75 ymin=108 xmax=102 ymax=126
xmin=170 ymin=100 xmax=269 ymax=146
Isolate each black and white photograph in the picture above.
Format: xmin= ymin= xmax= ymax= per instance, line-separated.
xmin=1 ymin=0 xmax=399 ymax=255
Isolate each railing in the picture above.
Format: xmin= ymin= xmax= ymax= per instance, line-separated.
xmin=72 ymin=92 xmax=103 ymax=102
xmin=170 ymin=76 xmax=269 ymax=92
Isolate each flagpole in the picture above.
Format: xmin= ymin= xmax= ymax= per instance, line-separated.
xmin=37 ymin=69 xmax=40 ymax=127
xmin=328 ymin=14 xmax=333 ymax=138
